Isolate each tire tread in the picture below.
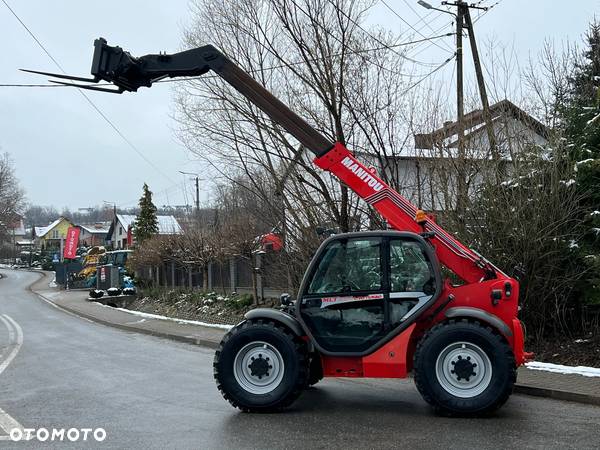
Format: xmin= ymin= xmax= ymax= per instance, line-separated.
xmin=213 ymin=320 xmax=308 ymax=412
xmin=413 ymin=319 xmax=516 ymax=416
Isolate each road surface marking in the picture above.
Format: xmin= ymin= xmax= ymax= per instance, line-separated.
xmin=0 ymin=407 xmax=25 ymax=441
xmin=0 ymin=315 xmax=27 ymax=441
xmin=0 ymin=315 xmax=22 ymax=375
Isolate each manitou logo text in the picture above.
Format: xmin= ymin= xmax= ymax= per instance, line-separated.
xmin=341 ymin=156 xmax=384 ymax=192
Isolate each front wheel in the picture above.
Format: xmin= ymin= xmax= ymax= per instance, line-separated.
xmin=414 ymin=319 xmax=516 ymax=416
xmin=214 ymin=320 xmax=308 ymax=412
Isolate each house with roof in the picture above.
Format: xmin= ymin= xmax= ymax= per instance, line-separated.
xmin=0 ymin=215 xmax=33 ymax=260
xmin=106 ymin=214 xmax=183 ymax=249
xmin=78 ymin=222 xmax=111 ymax=247
xmin=6 ymin=216 xmax=28 ymax=243
xmin=33 ymin=217 xmax=74 ymax=250
xmin=383 ymin=99 xmax=549 ymax=211
xmin=11 ymin=216 xmax=34 ymax=250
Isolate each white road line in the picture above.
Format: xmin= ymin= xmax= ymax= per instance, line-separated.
xmin=0 ymin=315 xmax=26 ymax=441
xmin=0 ymin=407 xmax=24 ymax=441
xmin=0 ymin=315 xmax=22 ymax=375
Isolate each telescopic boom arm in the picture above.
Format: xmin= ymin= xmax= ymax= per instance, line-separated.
xmin=24 ymin=38 xmax=502 ymax=284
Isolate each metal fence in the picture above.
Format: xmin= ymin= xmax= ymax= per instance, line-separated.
xmin=135 ymin=252 xmax=295 ymax=301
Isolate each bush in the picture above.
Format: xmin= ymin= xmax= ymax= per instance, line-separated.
xmin=224 ymin=293 xmax=254 ymax=310
xmin=137 ymin=287 xmax=255 ymax=311
xmin=465 ymin=146 xmax=589 ymax=339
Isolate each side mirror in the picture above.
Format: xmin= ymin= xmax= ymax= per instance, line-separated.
xmin=280 ymin=293 xmax=292 ymax=306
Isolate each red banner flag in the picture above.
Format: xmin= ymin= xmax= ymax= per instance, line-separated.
xmin=63 ymin=227 xmax=80 ymax=259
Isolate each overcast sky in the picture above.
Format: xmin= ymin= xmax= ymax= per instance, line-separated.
xmin=1 ymin=0 xmax=599 ymax=212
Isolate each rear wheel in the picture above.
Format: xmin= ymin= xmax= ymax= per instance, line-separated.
xmin=214 ymin=320 xmax=308 ymax=412
xmin=414 ymin=319 xmax=515 ymax=416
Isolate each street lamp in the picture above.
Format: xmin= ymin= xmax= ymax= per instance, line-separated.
xmin=417 ymin=0 xmax=456 ymax=17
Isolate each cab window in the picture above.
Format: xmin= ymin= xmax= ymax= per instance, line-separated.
xmin=308 ymin=238 xmax=382 ymax=295
xmin=388 ymin=239 xmax=435 ymax=328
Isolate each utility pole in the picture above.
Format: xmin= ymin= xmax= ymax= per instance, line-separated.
xmin=194 ymin=176 xmax=200 ymax=213
xmin=421 ymin=1 xmax=500 ymax=214
xmin=462 ymin=6 xmax=499 ymax=161
xmin=443 ymin=1 xmax=498 ymax=160
xmin=179 ymin=171 xmax=202 ymax=227
xmin=455 ymin=3 xmax=466 ymax=216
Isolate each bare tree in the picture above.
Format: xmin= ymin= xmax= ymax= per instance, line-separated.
xmin=0 ymin=152 xmax=25 ymax=241
xmin=173 ymin=0 xmax=445 ymax=243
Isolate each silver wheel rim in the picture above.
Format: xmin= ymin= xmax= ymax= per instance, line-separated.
xmin=435 ymin=341 xmax=492 ymax=398
xmin=233 ymin=341 xmax=285 ymax=395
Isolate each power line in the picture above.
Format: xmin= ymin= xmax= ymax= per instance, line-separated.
xmin=1 ymin=0 xmax=64 ymax=70
xmin=287 ymin=0 xmax=446 ymax=67
xmin=119 ymin=181 xmax=186 ymax=208
xmin=401 ymin=53 xmax=456 ymax=92
xmin=409 ymin=17 xmax=456 ymax=59
xmin=2 ymin=33 xmax=454 ymax=88
xmin=381 ymin=0 xmax=455 ymax=53
xmin=1 ymin=0 xmax=176 ymax=185
xmin=472 ymin=0 xmax=504 ymax=24
xmin=0 ymin=83 xmax=67 ymax=87
xmin=394 ymin=10 xmax=455 ymax=62
xmin=326 ymin=0 xmax=450 ymax=66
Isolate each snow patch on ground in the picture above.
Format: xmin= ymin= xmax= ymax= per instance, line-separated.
xmin=112 ymin=307 xmax=234 ymax=330
xmin=526 ymin=361 xmax=600 ymax=378
xmin=49 ymin=278 xmax=57 ymax=288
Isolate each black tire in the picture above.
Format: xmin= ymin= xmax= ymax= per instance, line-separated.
xmin=414 ymin=319 xmax=516 ymax=416
xmin=307 ymin=353 xmax=323 ymax=386
xmin=213 ymin=319 xmax=308 ymax=412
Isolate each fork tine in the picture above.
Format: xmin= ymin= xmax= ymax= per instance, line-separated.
xmin=20 ymin=69 xmax=99 ymax=83
xmin=49 ymin=80 xmax=124 ymax=94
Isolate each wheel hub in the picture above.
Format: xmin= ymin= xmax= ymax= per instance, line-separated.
xmin=248 ymin=354 xmax=272 ymax=379
xmin=233 ymin=341 xmax=285 ymax=394
xmin=435 ymin=342 xmax=493 ymax=398
xmin=451 ymin=356 xmax=477 ymax=381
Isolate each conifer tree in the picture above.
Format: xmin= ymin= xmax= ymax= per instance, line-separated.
xmin=562 ymin=20 xmax=600 ymax=304
xmin=133 ymin=183 xmax=158 ymax=244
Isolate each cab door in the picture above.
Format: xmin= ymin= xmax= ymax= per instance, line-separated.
xmin=387 ymin=238 xmax=437 ymax=329
xmin=298 ymin=236 xmax=387 ymax=353
xmin=297 ymin=233 xmax=440 ymax=355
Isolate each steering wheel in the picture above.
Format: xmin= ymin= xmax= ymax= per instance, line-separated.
xmin=320 ymin=282 xmax=341 ymax=293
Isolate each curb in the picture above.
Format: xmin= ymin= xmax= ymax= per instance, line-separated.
xmin=19 ymin=270 xmax=600 ymax=407
xmin=513 ymin=384 xmax=600 ymax=407
xmin=40 ymin=294 xmax=220 ymax=350
xmin=25 ymin=270 xmax=221 ymax=349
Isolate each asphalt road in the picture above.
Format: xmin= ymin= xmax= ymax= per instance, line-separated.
xmin=1 ymin=269 xmax=600 ymax=449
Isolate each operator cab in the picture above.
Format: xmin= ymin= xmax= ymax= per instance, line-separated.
xmin=297 ymin=231 xmax=442 ymax=355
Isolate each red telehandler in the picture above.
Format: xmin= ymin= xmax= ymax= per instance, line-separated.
xmin=26 ymin=38 xmax=532 ymax=415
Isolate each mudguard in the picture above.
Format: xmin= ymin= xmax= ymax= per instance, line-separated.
xmin=244 ymin=308 xmax=305 ymax=338
xmin=444 ymin=306 xmax=512 ymax=337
